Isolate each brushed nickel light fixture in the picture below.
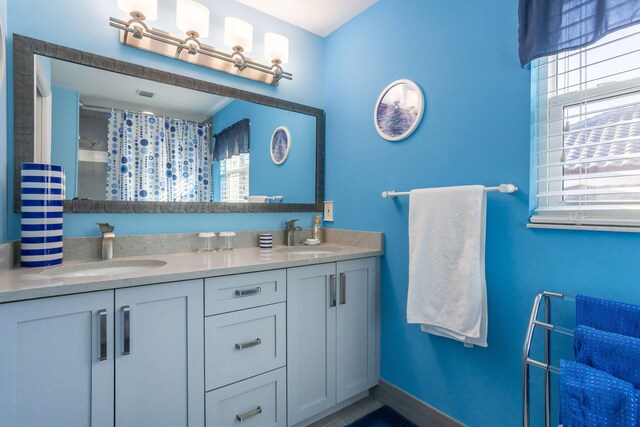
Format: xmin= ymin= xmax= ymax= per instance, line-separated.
xmin=109 ymin=0 xmax=292 ymax=86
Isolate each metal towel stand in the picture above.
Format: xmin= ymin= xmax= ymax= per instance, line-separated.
xmin=522 ymin=291 xmax=576 ymax=427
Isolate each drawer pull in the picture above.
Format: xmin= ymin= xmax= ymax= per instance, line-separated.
xmin=122 ymin=305 xmax=131 ymax=356
xmin=98 ymin=309 xmax=108 ymax=361
xmin=236 ymin=406 xmax=262 ymax=422
xmin=235 ymin=338 xmax=262 ymax=350
xmin=340 ymin=272 xmax=347 ymax=305
xmin=329 ymin=275 xmax=337 ymax=307
xmin=235 ymin=287 xmax=261 ymax=297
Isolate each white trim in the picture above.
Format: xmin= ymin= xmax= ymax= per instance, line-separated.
xmin=530 ymin=214 xmax=640 ymax=227
xmin=527 ymin=222 xmax=640 ymax=234
xmin=34 ymin=57 xmax=51 ymax=97
xmin=270 ymin=126 xmax=291 ymax=165
xmin=373 ymin=79 xmax=424 ymax=142
xmin=78 ymin=149 xmax=108 ymax=163
xmin=34 ymin=56 xmax=52 ymax=164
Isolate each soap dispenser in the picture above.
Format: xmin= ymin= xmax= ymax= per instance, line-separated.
xmin=312 ymin=215 xmax=322 ymax=241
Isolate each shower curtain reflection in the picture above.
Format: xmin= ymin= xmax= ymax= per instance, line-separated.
xmin=106 ymin=111 xmax=212 ymax=202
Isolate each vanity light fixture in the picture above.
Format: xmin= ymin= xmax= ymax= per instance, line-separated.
xmin=109 ymin=0 xmax=292 ymax=85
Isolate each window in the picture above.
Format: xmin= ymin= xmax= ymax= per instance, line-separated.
xmin=219 ymin=153 xmax=249 ymax=203
xmin=531 ymin=25 xmax=640 ymax=227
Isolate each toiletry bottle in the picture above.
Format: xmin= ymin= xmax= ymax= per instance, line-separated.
xmin=313 ymin=215 xmax=322 ymax=241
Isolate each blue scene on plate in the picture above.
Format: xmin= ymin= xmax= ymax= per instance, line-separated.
xmin=376 ymin=83 xmax=420 ymax=138
xmin=271 ymin=128 xmax=289 ymax=164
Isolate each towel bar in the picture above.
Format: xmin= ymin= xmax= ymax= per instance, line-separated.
xmin=381 ymin=183 xmax=518 ymax=198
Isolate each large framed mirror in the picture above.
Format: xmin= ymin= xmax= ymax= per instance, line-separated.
xmin=13 ymin=35 xmax=324 ymax=213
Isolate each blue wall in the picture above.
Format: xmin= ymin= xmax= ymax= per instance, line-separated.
xmin=51 ymin=86 xmax=79 ymax=198
xmin=212 ymin=100 xmax=316 ymax=204
xmin=5 ymin=0 xmax=324 ymax=238
xmin=324 ymin=0 xmax=640 ymax=425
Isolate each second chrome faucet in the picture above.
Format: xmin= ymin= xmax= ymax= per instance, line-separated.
xmin=284 ymin=219 xmax=302 ymax=246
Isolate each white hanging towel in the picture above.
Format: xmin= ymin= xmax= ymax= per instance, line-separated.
xmin=406 ymin=185 xmax=488 ymax=347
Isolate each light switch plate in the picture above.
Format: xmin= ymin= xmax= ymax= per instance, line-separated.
xmin=323 ymin=201 xmax=334 ymax=222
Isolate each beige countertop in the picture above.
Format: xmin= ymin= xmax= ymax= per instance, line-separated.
xmin=0 ymin=244 xmax=382 ymax=303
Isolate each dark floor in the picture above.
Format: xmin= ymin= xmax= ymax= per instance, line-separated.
xmin=308 ymin=396 xmax=384 ymax=427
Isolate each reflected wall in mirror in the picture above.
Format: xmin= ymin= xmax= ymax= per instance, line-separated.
xmin=14 ymin=35 xmax=324 ymax=213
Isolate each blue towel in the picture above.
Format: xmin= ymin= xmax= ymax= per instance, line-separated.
xmin=576 ymin=295 xmax=640 ymax=338
xmin=575 ymin=325 xmax=640 ymax=389
xmin=560 ymin=359 xmax=638 ymax=427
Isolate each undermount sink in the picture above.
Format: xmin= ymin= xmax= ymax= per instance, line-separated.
xmin=42 ymin=259 xmax=167 ymax=278
xmin=275 ymin=246 xmax=340 ymax=256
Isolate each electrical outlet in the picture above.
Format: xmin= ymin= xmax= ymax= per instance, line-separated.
xmin=323 ymin=201 xmax=334 ymax=222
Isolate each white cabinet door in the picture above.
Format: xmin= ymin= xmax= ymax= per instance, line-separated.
xmin=0 ymin=291 xmax=114 ymax=427
xmin=287 ymin=263 xmax=337 ymax=425
xmin=336 ymin=257 xmax=378 ymax=402
xmin=115 ymin=280 xmax=204 ymax=427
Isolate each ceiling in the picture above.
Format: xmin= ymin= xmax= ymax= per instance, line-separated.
xmin=234 ymin=0 xmax=380 ymax=37
xmin=49 ymin=57 xmax=232 ymax=123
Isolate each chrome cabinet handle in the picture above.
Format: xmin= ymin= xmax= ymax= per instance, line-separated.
xmin=98 ymin=309 xmax=108 ymax=361
xmin=235 ymin=287 xmax=261 ymax=297
xmin=340 ymin=273 xmax=347 ymax=305
xmin=329 ymin=275 xmax=337 ymax=307
xmin=235 ymin=338 xmax=262 ymax=350
xmin=122 ymin=305 xmax=131 ymax=355
xmin=236 ymin=406 xmax=262 ymax=422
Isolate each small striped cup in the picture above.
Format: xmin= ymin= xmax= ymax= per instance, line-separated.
xmin=259 ymin=233 xmax=273 ymax=249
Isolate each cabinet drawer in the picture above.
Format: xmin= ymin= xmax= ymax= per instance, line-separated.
xmin=205 ymin=270 xmax=286 ymax=315
xmin=206 ymin=303 xmax=286 ymax=390
xmin=206 ymin=367 xmax=286 ymax=427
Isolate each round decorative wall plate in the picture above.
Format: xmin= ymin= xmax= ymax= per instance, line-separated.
xmin=374 ymin=79 xmax=424 ymax=141
xmin=270 ymin=126 xmax=291 ymax=165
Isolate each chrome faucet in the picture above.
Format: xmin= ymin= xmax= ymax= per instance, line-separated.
xmin=284 ymin=219 xmax=302 ymax=246
xmin=97 ymin=222 xmax=115 ymax=260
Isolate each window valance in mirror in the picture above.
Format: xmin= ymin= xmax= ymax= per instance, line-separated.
xmin=213 ymin=118 xmax=250 ymax=162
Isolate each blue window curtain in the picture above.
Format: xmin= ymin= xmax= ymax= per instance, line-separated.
xmin=106 ymin=111 xmax=212 ymax=202
xmin=518 ymin=0 xmax=640 ymax=67
xmin=213 ymin=118 xmax=250 ymax=162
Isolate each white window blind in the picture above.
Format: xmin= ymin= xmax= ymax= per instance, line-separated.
xmin=219 ymin=153 xmax=249 ymax=203
xmin=531 ymin=24 xmax=640 ymax=227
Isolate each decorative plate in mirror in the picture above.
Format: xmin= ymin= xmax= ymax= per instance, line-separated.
xmin=270 ymin=126 xmax=291 ymax=165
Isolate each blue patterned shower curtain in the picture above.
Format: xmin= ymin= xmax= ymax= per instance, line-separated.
xmin=106 ymin=111 xmax=211 ymax=202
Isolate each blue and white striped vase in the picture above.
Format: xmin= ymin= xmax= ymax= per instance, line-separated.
xmin=20 ymin=163 xmax=65 ymax=267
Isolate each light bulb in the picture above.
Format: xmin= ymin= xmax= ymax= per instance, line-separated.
xmin=224 ymin=17 xmax=253 ymax=52
xmin=117 ymin=0 xmax=157 ymax=21
xmin=264 ymin=32 xmax=289 ymax=64
xmin=176 ymin=0 xmax=210 ymax=38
